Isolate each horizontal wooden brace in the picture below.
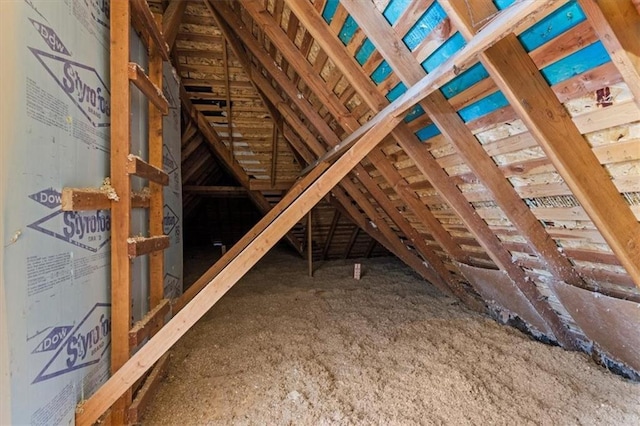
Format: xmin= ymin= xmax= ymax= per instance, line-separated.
xmin=182 ymin=185 xmax=247 ymax=197
xmin=128 ymin=62 xmax=169 ymax=115
xmin=61 ymin=187 xmax=150 ymax=211
xmin=248 ymin=179 xmax=295 ymax=191
xmin=127 ymin=155 xmax=169 ymax=186
xmin=127 ymin=353 xmax=171 ymax=424
xmin=129 ymin=299 xmax=170 ymax=348
xmin=127 ymin=235 xmax=170 ymax=258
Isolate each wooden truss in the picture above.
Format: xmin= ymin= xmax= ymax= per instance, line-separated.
xmin=76 ymin=0 xmax=640 ymax=423
xmin=75 ymin=2 xmax=563 ymax=423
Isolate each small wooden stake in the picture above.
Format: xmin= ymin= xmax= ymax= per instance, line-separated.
xmin=354 ymin=263 xmax=362 ymax=280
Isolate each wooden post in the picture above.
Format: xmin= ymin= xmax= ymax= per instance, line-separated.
xmin=109 ymin=1 xmax=133 ymax=423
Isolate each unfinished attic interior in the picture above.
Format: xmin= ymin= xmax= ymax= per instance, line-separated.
xmin=1 ymin=0 xmax=640 ymax=423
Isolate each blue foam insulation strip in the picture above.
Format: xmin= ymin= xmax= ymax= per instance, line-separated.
xmin=403 ymin=2 xmax=447 ymax=51
xmin=416 ymin=123 xmax=441 ymax=141
xmin=339 ymin=15 xmax=358 ymax=44
xmin=440 ymin=63 xmax=490 ymax=100
xmin=405 ymin=105 xmax=425 ymax=123
xmin=322 ymin=0 xmax=339 ymax=24
xmin=371 ymin=60 xmax=393 ymax=84
xmin=386 ymin=82 xmax=407 ymax=102
xmin=355 ymin=39 xmax=375 ymax=65
xmin=541 ymin=41 xmax=609 ymax=85
xmin=421 ymin=32 xmax=466 ymax=73
xmin=458 ymin=91 xmax=509 ymax=122
xmin=383 ymin=0 xmax=411 ymax=25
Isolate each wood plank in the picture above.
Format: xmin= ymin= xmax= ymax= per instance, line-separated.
xmin=248 ymin=179 xmax=293 ymax=191
xmin=129 ymin=299 xmax=170 ymax=348
xmin=107 ymin=1 xmax=133 ymax=423
xmin=237 ymin=1 xmax=468 ymax=296
xmin=128 ymin=62 xmax=169 ymax=114
xmin=322 ymin=210 xmax=341 ymax=260
xmin=148 ymin=25 xmax=165 ymax=311
xmin=183 ymin=185 xmax=247 ymax=196
xmin=130 ymin=0 xmax=170 ymax=60
xmin=577 ymin=0 xmax=640 ymax=108
xmin=61 ymin=188 xmax=150 ymax=211
xmin=292 ymin=0 xmax=574 ymax=345
xmin=298 ymin=0 xmax=562 ymax=171
xmin=75 ymin=95 xmax=406 ymax=426
xmin=127 ymin=353 xmax=171 ymax=424
xmin=162 ymin=0 xmax=188 ymax=51
xmin=127 ymin=235 xmax=170 ymax=258
xmin=482 ymin=34 xmax=640 ymax=288
xmin=127 ymin=155 xmax=169 ymax=185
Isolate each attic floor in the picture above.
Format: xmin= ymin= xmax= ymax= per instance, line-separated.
xmin=143 ymin=248 xmax=640 ymax=424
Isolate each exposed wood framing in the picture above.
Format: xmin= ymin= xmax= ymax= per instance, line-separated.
xmin=289 ymin=0 xmax=575 ymax=346
xmin=344 ymin=226 xmax=360 ymax=259
xmin=180 ymin=87 xmax=305 ymax=254
xmin=236 ymin=0 xmax=469 ymax=299
xmin=162 ymin=0 xmax=187 ymax=51
xmin=439 ymin=0 xmax=640 ymax=287
xmin=577 ymin=0 xmax=640 ymax=107
xmin=148 ymin=14 xmax=165 ymax=310
xmin=484 ymin=34 xmax=640 ymax=288
xmin=209 ymin=0 xmax=454 ymax=294
xmin=339 ymin=0 xmax=587 ymax=288
xmin=108 ymin=1 xmax=133 ymax=422
xmin=323 ymin=210 xmax=341 ymax=260
xmin=183 ymin=185 xmax=247 ymax=197
xmin=222 ymin=38 xmax=234 ymax=161
xmin=61 ymin=188 xmax=150 ymax=211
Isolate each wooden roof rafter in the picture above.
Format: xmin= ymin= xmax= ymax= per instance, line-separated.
xmin=441 ymin=0 xmax=640 ymax=288
xmin=339 ymin=0 xmax=587 ymax=286
xmin=287 ymin=0 xmax=577 ymax=347
xmin=232 ymin=0 xmax=479 ymax=301
xmin=207 ymin=0 xmax=455 ymax=294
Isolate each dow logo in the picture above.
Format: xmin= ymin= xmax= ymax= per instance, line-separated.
xmin=32 ymin=326 xmax=73 ymax=354
xmin=163 ymin=204 xmax=179 ymax=236
xmin=29 ymin=48 xmax=110 ymax=127
xmin=29 ymin=19 xmax=70 ymax=56
xmin=28 ymin=187 xmax=62 ymax=209
xmin=33 ymin=303 xmax=111 ymax=384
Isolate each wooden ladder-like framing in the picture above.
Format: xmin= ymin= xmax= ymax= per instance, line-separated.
xmin=64 ymin=0 xmax=171 ymax=423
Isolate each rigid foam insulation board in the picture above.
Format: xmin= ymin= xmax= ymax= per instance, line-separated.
xmin=0 ymin=2 xmax=182 ymax=424
xmin=162 ymin=62 xmax=183 ymax=301
xmin=550 ymin=281 xmax=640 ymax=372
xmin=456 ymin=262 xmax=553 ymax=338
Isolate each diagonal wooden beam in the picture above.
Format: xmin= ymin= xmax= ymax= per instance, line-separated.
xmin=216 ymin=2 xmax=457 ymax=285
xmin=442 ymin=0 xmax=640 ymax=288
xmin=290 ymin=0 xmax=576 ymax=347
xmin=236 ymin=0 xmax=472 ymax=293
xmin=298 ymin=0 xmax=564 ymax=170
xmin=323 ymin=209 xmax=341 ymax=260
xmin=162 ymin=0 xmax=188 ymax=51
xmin=76 ymin=98 xmax=412 ymax=426
xmin=577 ymin=0 xmax=640 ymax=108
xmin=344 ymin=226 xmax=360 ymax=259
xmin=340 ymin=0 xmax=586 ymax=286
